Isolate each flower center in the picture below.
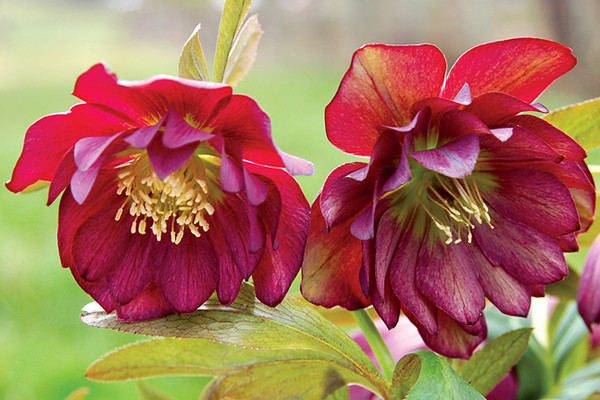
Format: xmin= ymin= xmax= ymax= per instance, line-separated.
xmin=418 ymin=173 xmax=493 ymax=245
xmin=115 ymin=154 xmax=216 ymax=244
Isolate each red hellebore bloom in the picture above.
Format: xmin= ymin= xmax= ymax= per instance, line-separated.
xmin=302 ymin=38 xmax=595 ymax=358
xmin=7 ymin=63 xmax=313 ymax=321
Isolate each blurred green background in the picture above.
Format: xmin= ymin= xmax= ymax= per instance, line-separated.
xmin=0 ymin=0 xmax=598 ymax=398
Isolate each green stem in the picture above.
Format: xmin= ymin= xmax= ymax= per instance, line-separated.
xmin=352 ymin=309 xmax=395 ymax=381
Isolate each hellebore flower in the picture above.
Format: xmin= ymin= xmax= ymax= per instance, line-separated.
xmin=578 ymin=234 xmax=600 ymax=329
xmin=302 ymin=38 xmax=595 ymax=358
xmin=7 ymin=63 xmax=312 ymax=321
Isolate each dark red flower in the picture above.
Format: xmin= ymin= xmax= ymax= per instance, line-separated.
xmin=7 ymin=63 xmax=312 ymax=321
xmin=302 ymin=39 xmax=594 ymax=358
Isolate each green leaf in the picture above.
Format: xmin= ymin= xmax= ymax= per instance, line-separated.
xmin=199 ymin=362 xmax=352 ymax=400
xmin=178 ymin=23 xmax=210 ymax=81
xmin=546 ymin=266 xmax=581 ymax=301
xmin=137 ymin=382 xmax=176 ymax=400
xmin=82 ymin=283 xmax=388 ymax=399
xmin=213 ymin=0 xmax=253 ymax=82
xmin=459 ymin=328 xmax=532 ymax=396
xmin=553 ymin=358 xmax=600 ymax=399
xmin=222 ymin=14 xmax=262 ymax=87
xmin=543 ymin=97 xmax=600 ymax=150
xmin=391 ymin=350 xmax=485 ymax=400
xmin=515 ymin=337 xmax=553 ymax=400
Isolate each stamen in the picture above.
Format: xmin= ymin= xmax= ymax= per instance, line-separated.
xmin=115 ymin=155 xmax=216 ymax=244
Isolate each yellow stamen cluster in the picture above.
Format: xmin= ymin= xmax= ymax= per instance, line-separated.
xmin=115 ymin=155 xmax=215 ymax=244
xmin=419 ymin=174 xmax=493 ymax=245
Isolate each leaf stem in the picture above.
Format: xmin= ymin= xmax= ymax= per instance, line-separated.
xmin=352 ymin=309 xmax=395 ymax=381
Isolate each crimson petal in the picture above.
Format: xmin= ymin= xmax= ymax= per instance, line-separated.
xmin=301 ymin=195 xmax=370 ymax=310
xmin=416 ymin=238 xmax=485 ymax=325
xmin=472 ymin=209 xmax=568 ymax=284
xmin=442 ymin=38 xmax=576 ymax=103
xmin=326 ymin=44 xmax=446 ymax=156
xmin=485 ymin=168 xmax=579 ymax=237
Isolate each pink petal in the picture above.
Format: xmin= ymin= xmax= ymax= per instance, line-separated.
xmin=485 ymin=168 xmax=580 ymax=237
xmin=70 ymin=159 xmax=103 ymax=204
xmin=124 ymin=114 xmax=166 ymax=149
xmin=326 ymin=44 xmax=446 ymax=156
xmin=411 ymin=133 xmax=480 ymax=178
xmin=301 ymin=195 xmax=370 ymax=310
xmin=243 ymin=166 xmax=269 ymax=206
xmin=74 ymin=132 xmax=123 ymax=171
xmin=162 ymin=108 xmax=214 ymax=148
xmin=146 ymin=134 xmax=198 ymax=180
xmin=472 ymin=209 xmax=568 ymax=284
xmin=416 ymin=238 xmax=485 ymax=325
xmin=442 ymin=38 xmax=576 ymax=103
xmin=578 ymin=234 xmax=600 ymax=328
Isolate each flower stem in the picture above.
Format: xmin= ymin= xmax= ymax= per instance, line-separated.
xmin=352 ymin=309 xmax=395 ymax=381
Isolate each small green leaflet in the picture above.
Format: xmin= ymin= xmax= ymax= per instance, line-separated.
xmin=391 ymin=350 xmax=485 ymax=400
xmin=81 ymin=283 xmax=388 ymax=400
xmin=178 ymin=23 xmax=210 ymax=81
xmin=213 ymin=0 xmax=253 ymax=82
xmin=459 ymin=328 xmax=532 ymax=395
xmin=543 ymin=97 xmax=600 ymax=151
xmin=222 ymin=14 xmax=263 ymax=87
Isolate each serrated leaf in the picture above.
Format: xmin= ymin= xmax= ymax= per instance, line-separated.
xmin=222 ymin=14 xmax=262 ymax=87
xmin=82 ymin=283 xmax=388 ymax=399
xmin=178 ymin=23 xmax=210 ymax=81
xmin=391 ymin=350 xmax=485 ymax=400
xmin=543 ymin=97 xmax=600 ymax=150
xmin=214 ymin=0 xmax=253 ymax=82
xmin=459 ymin=328 xmax=532 ymax=396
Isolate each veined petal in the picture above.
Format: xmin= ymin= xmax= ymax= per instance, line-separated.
xmin=473 ymin=209 xmax=568 ymax=284
xmin=443 ymin=38 xmax=576 ymax=102
xmin=508 ymin=114 xmax=586 ymax=161
xmin=411 ymin=133 xmax=480 ymax=178
xmin=389 ymin=226 xmax=439 ymax=335
xmin=416 ymin=237 xmax=485 ymax=325
xmin=467 ymin=243 xmax=531 ymax=317
xmin=154 ymin=233 xmax=219 ymax=313
xmin=485 ymin=168 xmax=580 ymax=237
xmin=320 ymin=162 xmax=372 ymax=229
xmin=246 ymin=163 xmax=310 ymax=307
xmin=479 ymin=125 xmax=563 ymax=163
xmin=74 ymin=131 xmax=124 ymax=171
xmin=301 ymin=195 xmax=370 ymax=310
xmin=578 ymin=234 xmax=600 ymax=328
xmin=326 ymin=44 xmax=446 ymax=156
xmin=405 ymin=307 xmax=487 ymax=359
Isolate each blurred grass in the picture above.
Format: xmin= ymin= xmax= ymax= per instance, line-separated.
xmin=0 ymin=1 xmax=356 ymax=399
